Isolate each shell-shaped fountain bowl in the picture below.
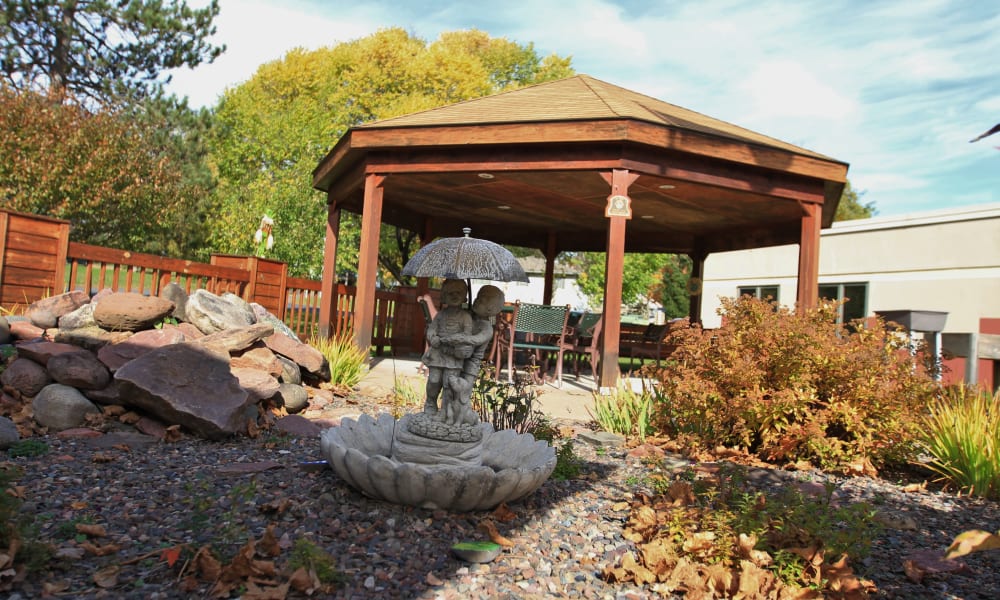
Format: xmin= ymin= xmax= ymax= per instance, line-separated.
xmin=320 ymin=413 xmax=557 ymax=511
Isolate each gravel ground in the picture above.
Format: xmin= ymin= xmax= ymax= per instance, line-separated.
xmin=4 ymin=398 xmax=999 ymax=599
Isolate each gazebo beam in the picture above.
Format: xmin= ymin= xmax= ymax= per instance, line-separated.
xmin=318 ymin=203 xmax=341 ymax=338
xmin=598 ymin=168 xmax=639 ymax=388
xmin=352 ymin=174 xmax=386 ymax=352
xmin=796 ymin=201 xmax=822 ymax=311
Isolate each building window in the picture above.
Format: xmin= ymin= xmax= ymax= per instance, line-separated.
xmin=738 ymin=285 xmax=779 ymax=301
xmin=818 ymin=282 xmax=868 ymax=323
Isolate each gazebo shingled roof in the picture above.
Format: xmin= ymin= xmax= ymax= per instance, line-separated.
xmin=313 ymin=74 xmax=849 ymax=386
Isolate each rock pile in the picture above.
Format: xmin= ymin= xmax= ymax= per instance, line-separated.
xmin=0 ymin=286 xmax=332 ymax=445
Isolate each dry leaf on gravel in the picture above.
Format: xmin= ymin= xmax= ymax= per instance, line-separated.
xmin=91 ymin=452 xmax=115 ymax=463
xmin=288 ymin=567 xmax=321 ymax=594
xmin=477 ymin=519 xmax=514 ymax=547
xmin=164 ymin=424 xmax=183 ymax=443
xmin=80 ymin=541 xmax=120 ymax=556
xmin=492 ymin=503 xmax=517 ymax=523
xmin=945 ymin=529 xmax=1000 ymax=558
xmin=92 ymin=565 xmax=119 ymax=588
xmin=258 ymin=525 xmax=281 ymax=558
xmin=75 ymin=523 xmax=107 ymax=537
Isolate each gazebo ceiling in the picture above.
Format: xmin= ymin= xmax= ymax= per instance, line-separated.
xmin=313 ymin=75 xmax=849 ymax=255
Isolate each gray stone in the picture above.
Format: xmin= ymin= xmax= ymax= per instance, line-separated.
xmin=97 ymin=327 xmax=186 ymax=372
xmin=8 ymin=319 xmax=44 ymax=341
xmin=46 ymin=349 xmax=111 ymax=390
xmin=0 ymin=357 xmax=52 ymax=397
xmin=25 ymin=291 xmax=90 ymax=326
xmin=185 ymin=289 xmax=256 ymax=335
xmin=160 ymin=282 xmax=188 ymax=321
xmin=263 ymin=331 xmax=329 ymax=380
xmin=14 ymin=339 xmax=83 ymax=367
xmin=33 ymin=383 xmax=101 ymax=431
xmin=114 ymin=343 xmax=252 ymax=440
xmin=275 ymin=382 xmax=309 ymax=414
xmin=231 ymin=344 xmax=283 ymax=377
xmin=275 ymin=355 xmax=302 ymax=385
xmin=251 ymin=303 xmax=300 ymax=341
xmin=83 ymin=380 xmax=126 ymax=405
xmin=0 ymin=416 xmax=19 ymax=449
xmin=231 ymin=367 xmax=280 ymax=402
xmin=93 ymin=292 xmax=175 ymax=331
xmin=0 ymin=316 xmax=11 ymax=344
xmin=54 ymin=326 xmax=131 ymax=351
xmin=193 ymin=323 xmax=273 ymax=354
xmin=576 ymin=430 xmax=626 ymax=448
xmin=58 ymin=303 xmax=97 ymax=330
xmin=28 ymin=308 xmax=57 ymax=329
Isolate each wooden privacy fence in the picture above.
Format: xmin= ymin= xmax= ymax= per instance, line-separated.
xmin=0 ymin=209 xmax=424 ymax=353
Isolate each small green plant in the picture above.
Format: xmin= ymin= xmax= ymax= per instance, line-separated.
xmin=549 ymin=440 xmax=582 ymax=480
xmin=308 ymin=334 xmax=368 ymax=388
xmin=471 ymin=368 xmax=544 ymax=433
xmin=919 ymin=384 xmax=1000 ymax=499
xmin=589 ymin=379 xmax=652 ymax=441
xmin=7 ymin=439 xmax=50 ymax=458
xmin=154 ymin=316 xmax=179 ymax=329
xmin=288 ymin=538 xmax=343 ymax=585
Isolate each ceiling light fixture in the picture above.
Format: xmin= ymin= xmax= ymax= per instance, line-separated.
xmin=478 ymin=173 xmax=495 ymax=179
xmin=658 ymin=184 xmax=675 ymax=190
xmin=640 ymin=215 xmax=655 ymax=220
xmin=497 ymin=205 xmax=511 ymax=210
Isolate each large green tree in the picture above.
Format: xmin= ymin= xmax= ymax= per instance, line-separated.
xmin=834 ymin=179 xmax=876 ymax=221
xmin=208 ymin=28 xmax=573 ymax=280
xmin=0 ymin=0 xmax=224 ymax=104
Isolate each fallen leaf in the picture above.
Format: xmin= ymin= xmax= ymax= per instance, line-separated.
xmin=477 ymin=519 xmax=514 ymax=547
xmin=80 ymin=541 xmax=121 ymax=556
xmin=258 ymin=525 xmax=281 ymax=558
xmin=164 ymin=424 xmax=183 ymax=443
xmin=160 ymin=545 xmax=184 ymax=568
xmin=69 ymin=501 xmax=88 ymax=510
xmin=119 ymin=411 xmax=141 ymax=424
xmin=492 ymin=503 xmax=517 ymax=523
xmin=112 ymin=444 xmax=131 ymax=452
xmin=102 ymin=405 xmax=126 ymax=417
xmin=194 ymin=546 xmax=221 ymax=582
xmin=92 ymin=452 xmax=115 ymax=463
xmin=288 ymin=567 xmax=321 ymax=594
xmin=425 ymin=572 xmax=444 ymax=586
xmin=240 ymin=580 xmax=289 ymax=600
xmin=945 ymin=529 xmax=1000 ymax=559
xmin=259 ymin=498 xmax=293 ymax=515
xmin=681 ymin=531 xmax=715 ymax=554
xmin=42 ymin=580 xmax=71 ymax=594
xmin=75 ymin=523 xmax=107 ymax=537
xmin=901 ymin=481 xmax=927 ymax=493
xmin=621 ymin=550 xmax=656 ymax=585
xmin=92 ymin=565 xmax=120 ymax=588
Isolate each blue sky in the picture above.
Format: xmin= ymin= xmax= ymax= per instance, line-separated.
xmin=167 ymin=0 xmax=1000 ymax=217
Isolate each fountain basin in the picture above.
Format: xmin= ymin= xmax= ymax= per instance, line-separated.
xmin=320 ymin=413 xmax=557 ymax=511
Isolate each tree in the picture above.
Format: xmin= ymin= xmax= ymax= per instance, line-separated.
xmin=0 ymin=0 xmax=224 ymax=105
xmin=0 ymin=86 xmax=211 ymax=254
xmin=834 ymin=179 xmax=876 ymax=221
xmin=208 ymin=28 xmax=574 ymax=280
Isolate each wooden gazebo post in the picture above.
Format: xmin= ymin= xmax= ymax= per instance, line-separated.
xmin=796 ymin=202 xmax=822 ymax=311
xmin=598 ymin=169 xmax=638 ymax=388
xmin=318 ymin=203 xmax=341 ymax=338
xmin=353 ymin=173 xmax=386 ymax=352
xmin=542 ymin=232 xmax=557 ymax=305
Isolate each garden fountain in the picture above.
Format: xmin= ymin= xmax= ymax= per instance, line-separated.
xmin=320 ymin=235 xmax=557 ymax=511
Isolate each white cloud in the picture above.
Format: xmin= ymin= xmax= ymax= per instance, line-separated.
xmin=738 ymin=60 xmax=857 ymax=120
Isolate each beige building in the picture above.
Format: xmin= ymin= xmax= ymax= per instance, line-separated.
xmin=701 ymin=203 xmax=1000 ymax=388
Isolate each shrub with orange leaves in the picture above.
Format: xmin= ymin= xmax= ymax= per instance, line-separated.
xmin=645 ymin=296 xmax=938 ymax=472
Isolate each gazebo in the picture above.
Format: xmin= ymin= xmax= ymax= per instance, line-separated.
xmin=312 ymin=75 xmax=849 ymax=387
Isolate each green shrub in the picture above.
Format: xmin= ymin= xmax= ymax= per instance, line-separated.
xmin=920 ymin=384 xmax=1000 ymax=499
xmin=647 ymin=295 xmax=938 ymax=472
xmin=550 ymin=440 xmax=582 ymax=480
xmin=589 ymin=379 xmax=652 ymax=441
xmin=471 ymin=368 xmax=545 ymax=433
xmin=390 ymin=376 xmax=423 ymax=418
xmin=307 ymin=334 xmax=368 ymax=388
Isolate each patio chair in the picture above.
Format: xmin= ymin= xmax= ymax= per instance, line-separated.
xmin=619 ymin=321 xmax=676 ymax=368
xmin=565 ymin=312 xmax=603 ymax=379
xmin=495 ymin=301 xmax=571 ymax=387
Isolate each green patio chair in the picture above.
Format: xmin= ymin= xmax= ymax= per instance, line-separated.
xmin=495 ymin=301 xmax=571 ymax=387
